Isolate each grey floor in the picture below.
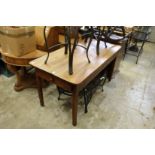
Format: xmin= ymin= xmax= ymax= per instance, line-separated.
xmin=0 ymin=42 xmax=155 ymax=128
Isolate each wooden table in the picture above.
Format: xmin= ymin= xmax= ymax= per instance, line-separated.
xmin=0 ymin=48 xmax=46 ymax=91
xmin=30 ymin=40 xmax=121 ymax=126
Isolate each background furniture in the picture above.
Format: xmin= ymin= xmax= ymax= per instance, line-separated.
xmin=0 ymin=55 xmax=13 ymax=77
xmin=0 ymin=26 xmax=54 ymax=91
xmin=35 ymin=26 xmax=60 ymax=51
xmin=0 ymin=48 xmax=46 ymax=91
xmin=124 ymin=26 xmax=151 ymax=64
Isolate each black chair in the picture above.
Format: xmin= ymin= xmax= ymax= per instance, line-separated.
xmin=124 ymin=26 xmax=151 ymax=64
xmin=57 ymin=70 xmax=107 ymax=113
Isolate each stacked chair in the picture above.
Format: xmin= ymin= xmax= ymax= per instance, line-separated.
xmin=79 ymin=26 xmax=128 ymax=72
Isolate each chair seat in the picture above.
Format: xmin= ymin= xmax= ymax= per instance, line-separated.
xmin=132 ymin=32 xmax=148 ymax=41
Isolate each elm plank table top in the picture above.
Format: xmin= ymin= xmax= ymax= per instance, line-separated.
xmin=30 ymin=40 xmax=121 ymax=126
xmin=30 ymin=41 xmax=121 ymax=85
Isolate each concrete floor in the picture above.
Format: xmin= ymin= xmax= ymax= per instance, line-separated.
xmin=0 ymin=42 xmax=155 ymax=128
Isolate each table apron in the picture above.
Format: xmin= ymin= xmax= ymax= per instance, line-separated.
xmin=35 ymin=68 xmax=75 ymax=92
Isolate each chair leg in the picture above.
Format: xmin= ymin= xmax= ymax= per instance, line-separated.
xmin=140 ymin=40 xmax=145 ymax=55
xmin=101 ymin=77 xmax=107 ymax=92
xmin=136 ymin=56 xmax=139 ymax=64
xmin=96 ymin=39 xmax=100 ymax=55
xmin=83 ymin=89 xmax=88 ymax=113
xmin=123 ymin=38 xmax=129 ymax=60
xmin=136 ymin=40 xmax=145 ymax=64
xmin=85 ymin=37 xmax=93 ymax=63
